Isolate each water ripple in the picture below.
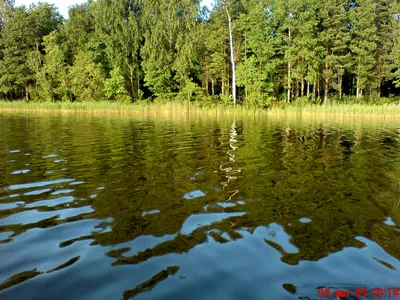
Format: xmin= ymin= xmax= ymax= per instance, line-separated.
xmin=7 ymin=179 xmax=74 ymax=191
xmin=0 ymin=114 xmax=399 ymax=299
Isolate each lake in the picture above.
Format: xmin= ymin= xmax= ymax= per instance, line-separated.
xmin=0 ymin=112 xmax=399 ymax=300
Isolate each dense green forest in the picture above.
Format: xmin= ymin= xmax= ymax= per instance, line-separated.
xmin=0 ymin=0 xmax=400 ymax=107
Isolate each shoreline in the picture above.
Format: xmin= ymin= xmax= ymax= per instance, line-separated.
xmin=0 ymin=101 xmax=400 ymax=119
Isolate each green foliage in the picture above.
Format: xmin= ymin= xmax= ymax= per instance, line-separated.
xmin=104 ymin=67 xmax=131 ymax=102
xmin=237 ymin=56 xmax=269 ymax=107
xmin=373 ymin=0 xmax=394 ymax=90
xmin=198 ymin=95 xmax=221 ymax=107
xmin=153 ymin=92 xmax=177 ymax=104
xmin=29 ymin=2 xmax=62 ymax=42
xmin=69 ymin=51 xmax=105 ymax=101
xmin=36 ymin=30 xmax=69 ymax=102
xmin=140 ymin=0 xmax=199 ymax=96
xmin=220 ymin=94 xmax=233 ymax=105
xmin=0 ymin=7 xmax=35 ymax=97
xmin=0 ymin=0 xmax=14 ymax=31
xmin=0 ymin=0 xmax=399 ymax=106
xmin=319 ymin=0 xmax=351 ymax=101
xmin=290 ymin=96 xmax=312 ymax=107
xmin=0 ymin=3 xmax=61 ymax=99
xmin=64 ymin=3 xmax=94 ymax=54
xmin=392 ymin=1 xmax=400 ymax=88
xmin=236 ymin=0 xmax=280 ymax=106
xmin=176 ymin=79 xmax=202 ymax=103
xmin=92 ymin=0 xmax=141 ymax=99
xmin=348 ymin=0 xmax=378 ymax=97
xmin=341 ymin=94 xmax=399 ymax=105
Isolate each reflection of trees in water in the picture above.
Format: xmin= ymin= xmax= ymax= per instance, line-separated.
xmin=122 ymin=266 xmax=180 ymax=300
xmin=1 ymin=117 xmax=400 ymax=296
xmin=219 ymin=120 xmax=241 ymax=202
xmin=92 ymin=117 xmax=400 ymax=273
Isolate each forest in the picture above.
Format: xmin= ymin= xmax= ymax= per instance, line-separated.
xmin=0 ymin=0 xmax=400 ymax=107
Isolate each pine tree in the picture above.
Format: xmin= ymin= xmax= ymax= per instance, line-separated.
xmin=348 ymin=0 xmax=378 ymax=97
xmin=292 ymin=0 xmax=323 ymax=101
xmin=203 ymin=5 xmax=230 ymax=98
xmin=1 ymin=0 xmax=399 ymax=103
xmin=319 ymin=0 xmax=350 ymax=103
xmin=391 ymin=1 xmax=400 ymax=88
xmin=273 ymin=0 xmax=305 ymax=103
xmin=236 ymin=0 xmax=279 ymax=106
xmin=373 ymin=0 xmax=394 ymax=96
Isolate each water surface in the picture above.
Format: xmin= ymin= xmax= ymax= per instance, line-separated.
xmin=0 ymin=113 xmax=399 ymax=299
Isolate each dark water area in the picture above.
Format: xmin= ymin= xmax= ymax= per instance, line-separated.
xmin=0 ymin=113 xmax=399 ymax=300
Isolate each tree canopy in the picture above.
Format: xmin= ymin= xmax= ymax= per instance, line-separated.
xmin=0 ymin=0 xmax=399 ymax=105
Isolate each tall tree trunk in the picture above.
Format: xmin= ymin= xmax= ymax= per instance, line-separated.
xmin=324 ymin=60 xmax=329 ymax=105
xmin=137 ymin=77 xmax=140 ymax=100
xmin=377 ymin=81 xmax=381 ymax=98
xmin=212 ymin=79 xmax=214 ymax=96
xmin=287 ymin=66 xmax=291 ymax=103
xmin=287 ymin=24 xmax=291 ymax=104
xmin=245 ymin=87 xmax=248 ymax=108
xmin=313 ymin=80 xmax=316 ymax=100
xmin=339 ymin=74 xmax=343 ymax=101
xmin=307 ymin=80 xmax=310 ymax=97
xmin=205 ymin=73 xmax=209 ymax=95
xmin=125 ymin=60 xmax=135 ymax=99
xmin=376 ymin=65 xmax=381 ymax=97
xmin=245 ymin=84 xmax=248 ymax=106
xmin=357 ymin=64 xmax=361 ymax=98
xmin=226 ymin=6 xmax=236 ymax=105
xmin=301 ymin=77 xmax=305 ymax=97
xmin=36 ymin=42 xmax=42 ymax=68
xmin=25 ymin=85 xmax=29 ymax=102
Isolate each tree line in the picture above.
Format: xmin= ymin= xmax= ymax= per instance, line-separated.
xmin=0 ymin=0 xmax=400 ymax=106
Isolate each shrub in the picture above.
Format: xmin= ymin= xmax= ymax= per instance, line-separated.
xmin=104 ymin=67 xmax=131 ymax=103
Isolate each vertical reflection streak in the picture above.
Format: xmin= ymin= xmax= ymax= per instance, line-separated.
xmin=219 ymin=120 xmax=241 ymax=202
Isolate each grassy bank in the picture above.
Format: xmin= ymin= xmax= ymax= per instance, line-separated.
xmin=0 ymin=101 xmax=260 ymax=116
xmin=268 ymin=102 xmax=400 ymax=119
xmin=0 ymin=100 xmax=400 ymax=119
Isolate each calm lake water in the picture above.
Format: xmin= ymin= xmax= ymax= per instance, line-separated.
xmin=0 ymin=113 xmax=399 ymax=300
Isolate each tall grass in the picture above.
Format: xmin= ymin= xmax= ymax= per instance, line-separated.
xmin=0 ymin=100 xmax=265 ymax=117
xmin=267 ymin=103 xmax=400 ymax=119
xmin=0 ymin=100 xmax=399 ymax=119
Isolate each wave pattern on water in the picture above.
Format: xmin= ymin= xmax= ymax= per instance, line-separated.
xmin=0 ymin=114 xmax=399 ymax=300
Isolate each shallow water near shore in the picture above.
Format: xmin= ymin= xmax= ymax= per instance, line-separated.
xmin=0 ymin=113 xmax=399 ymax=300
